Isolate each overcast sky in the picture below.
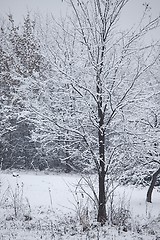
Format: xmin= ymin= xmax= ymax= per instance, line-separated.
xmin=0 ymin=0 xmax=68 ymax=23
xmin=0 ymin=0 xmax=160 ymax=38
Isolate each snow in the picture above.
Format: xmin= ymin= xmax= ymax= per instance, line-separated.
xmin=114 ymin=185 xmax=160 ymax=219
xmin=0 ymin=171 xmax=80 ymax=213
xmin=0 ymin=171 xmax=160 ymax=239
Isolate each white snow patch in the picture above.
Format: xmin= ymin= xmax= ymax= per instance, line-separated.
xmin=0 ymin=171 xmax=160 ymax=240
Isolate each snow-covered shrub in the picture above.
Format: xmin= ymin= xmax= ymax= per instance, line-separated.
xmin=107 ymin=193 xmax=131 ymax=232
xmin=1 ymin=183 xmax=31 ymax=220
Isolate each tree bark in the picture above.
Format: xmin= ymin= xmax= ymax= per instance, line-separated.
xmin=97 ymin=121 xmax=107 ymax=224
xmin=97 ymin=85 xmax=107 ymax=224
xmin=97 ymin=171 xmax=107 ymax=224
xmin=146 ymin=167 xmax=160 ymax=203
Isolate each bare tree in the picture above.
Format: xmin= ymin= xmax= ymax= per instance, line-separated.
xmin=49 ymin=0 xmax=159 ymax=224
xmin=16 ymin=1 xmax=160 ymax=224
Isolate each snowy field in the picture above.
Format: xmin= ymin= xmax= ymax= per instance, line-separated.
xmin=0 ymin=171 xmax=160 ymax=239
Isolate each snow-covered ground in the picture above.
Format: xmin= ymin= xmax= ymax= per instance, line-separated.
xmin=0 ymin=171 xmax=160 ymax=239
xmin=0 ymin=171 xmax=80 ymax=214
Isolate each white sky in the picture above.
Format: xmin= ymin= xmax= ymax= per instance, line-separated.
xmin=0 ymin=0 xmax=68 ymax=23
xmin=0 ymin=0 xmax=160 ymax=39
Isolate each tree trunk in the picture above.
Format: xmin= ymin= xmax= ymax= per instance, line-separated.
xmin=97 ymin=171 xmax=107 ymax=224
xmin=146 ymin=167 xmax=160 ymax=203
xmin=97 ymin=96 xmax=107 ymax=224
